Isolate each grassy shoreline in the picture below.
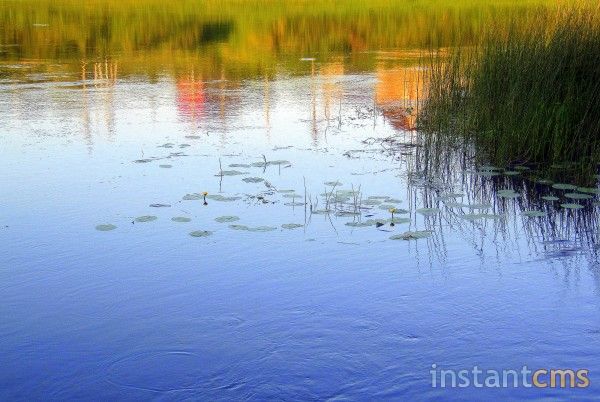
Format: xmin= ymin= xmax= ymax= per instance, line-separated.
xmin=419 ymin=8 xmax=600 ymax=182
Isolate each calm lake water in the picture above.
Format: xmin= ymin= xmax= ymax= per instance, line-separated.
xmin=1 ymin=1 xmax=599 ymax=400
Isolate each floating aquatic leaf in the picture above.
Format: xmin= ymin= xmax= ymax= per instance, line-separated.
xmin=497 ymin=190 xmax=520 ymax=199
xmin=324 ymin=181 xmax=343 ymax=186
xmin=229 ymin=224 xmax=249 ymax=231
xmin=388 ymin=217 xmax=411 ymax=224
xmin=379 ymin=204 xmax=397 ymax=210
xmin=390 ymin=231 xmax=433 ymax=240
xmin=514 ymin=166 xmax=531 ymax=171
xmin=311 ymin=209 xmax=331 ymax=215
xmin=278 ymin=189 xmax=296 ymax=194
xmin=565 ymin=193 xmax=592 ymax=200
xmin=536 ymin=179 xmax=553 ymax=185
xmin=189 ymin=230 xmax=213 ymax=237
xmin=282 ymin=223 xmax=304 ymax=229
xmin=242 ymin=177 xmax=264 ymax=183
xmin=468 ymin=203 xmax=493 ymax=209
xmin=335 ymin=211 xmax=361 ymax=217
xmin=182 ymin=193 xmax=202 ymax=200
xmin=541 ymin=195 xmax=559 ymax=201
xmin=229 ymin=163 xmax=251 ymax=168
xmin=251 ymin=160 xmax=291 ymax=167
xmin=248 ymin=226 xmax=277 ymax=232
xmin=215 ymin=215 xmax=240 ymax=223
xmin=268 ymin=160 xmax=290 ymax=166
xmin=179 ymin=144 xmax=190 ymax=148
xmin=95 ymin=224 xmax=116 ymax=231
xmin=150 ymin=203 xmax=171 ymax=208
xmin=345 ymin=220 xmax=378 ymax=227
xmin=552 ymin=183 xmax=577 ymax=190
xmin=364 ymin=199 xmax=383 ymax=205
xmin=135 ymin=216 xmax=157 ymax=222
xmin=460 ymin=213 xmax=486 ymax=221
xmin=159 ymin=164 xmax=172 ymax=168
xmin=576 ymin=187 xmax=600 ymax=195
xmin=185 ymin=135 xmax=201 ymax=139
xmin=229 ymin=224 xmax=276 ymax=232
xmin=134 ymin=159 xmax=154 ymax=163
xmin=480 ymin=165 xmax=501 ymax=171
xmin=478 ymin=171 xmax=501 ymax=177
xmin=172 ymin=217 xmax=191 ymax=223
xmin=522 ymin=210 xmax=547 ymax=217
xmin=216 ymin=170 xmax=247 ymax=176
xmin=206 ymin=194 xmax=242 ymax=202
xmin=561 ymin=203 xmax=584 ymax=210
xmin=157 ymin=143 xmax=174 ymax=148
xmin=282 ymin=193 xmax=300 ymax=198
xmin=285 ymin=202 xmax=305 ymax=207
xmin=416 ymin=207 xmax=440 ymax=216
xmin=504 ymin=171 xmax=520 ymax=176
xmin=367 ymin=196 xmax=390 ymax=200
xmin=386 ymin=198 xmax=402 ymax=204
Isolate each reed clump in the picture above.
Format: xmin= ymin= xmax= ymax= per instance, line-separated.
xmin=419 ymin=9 xmax=600 ymax=180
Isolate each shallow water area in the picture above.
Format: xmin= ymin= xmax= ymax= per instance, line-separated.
xmin=1 ymin=1 xmax=600 ymax=400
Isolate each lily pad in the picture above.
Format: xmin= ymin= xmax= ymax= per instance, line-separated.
xmin=541 ymin=195 xmax=559 ymax=201
xmin=364 ymin=199 xmax=383 ymax=205
xmin=150 ymin=203 xmax=171 ymax=208
xmin=285 ymin=202 xmax=305 ymax=207
xmin=497 ymin=190 xmax=520 ymax=199
xmin=478 ymin=171 xmax=501 ymax=177
xmin=561 ymin=203 xmax=584 ymax=210
xmin=552 ymin=183 xmax=577 ymax=190
xmin=282 ymin=194 xmax=301 ymax=198
xmin=206 ymin=194 xmax=241 ymax=202
xmin=335 ymin=211 xmax=361 ymax=217
xmin=215 ymin=216 xmax=240 ymax=223
xmin=311 ymin=209 xmax=331 ymax=215
xmin=536 ymin=179 xmax=553 ymax=185
xmin=229 ymin=163 xmax=251 ymax=168
xmin=324 ymin=181 xmax=343 ymax=186
xmin=379 ymin=204 xmax=397 ymax=210
xmin=417 ymin=208 xmax=440 ymax=216
xmin=189 ymin=230 xmax=213 ymax=237
xmin=95 ymin=224 xmax=117 ymax=231
xmin=182 ymin=193 xmax=203 ymax=200
xmin=576 ymin=187 xmax=600 ymax=195
xmin=278 ymin=189 xmax=296 ymax=194
xmin=386 ymin=198 xmax=403 ymax=204
xmin=159 ymin=164 xmax=172 ymax=169
xmin=229 ymin=224 xmax=276 ymax=232
xmin=390 ymin=231 xmax=433 ymax=240
xmin=282 ymin=223 xmax=304 ymax=229
xmin=247 ymin=226 xmax=277 ymax=232
xmin=345 ymin=220 xmax=378 ymax=227
xmin=171 ymin=217 xmax=192 ymax=223
xmin=565 ymin=193 xmax=592 ymax=200
xmin=135 ymin=216 xmax=157 ymax=223
xmin=242 ymin=177 xmax=264 ymax=183
xmin=216 ymin=170 xmax=247 ymax=176
xmin=504 ymin=171 xmax=521 ymax=176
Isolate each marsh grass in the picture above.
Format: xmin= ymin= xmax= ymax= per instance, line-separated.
xmin=419 ymin=9 xmax=600 ymax=182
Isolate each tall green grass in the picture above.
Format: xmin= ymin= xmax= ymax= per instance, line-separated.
xmin=419 ymin=9 xmax=600 ymax=181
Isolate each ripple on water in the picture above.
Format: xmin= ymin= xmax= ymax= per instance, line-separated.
xmin=106 ymin=350 xmax=219 ymax=393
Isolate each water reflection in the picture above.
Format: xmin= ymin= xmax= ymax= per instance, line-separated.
xmin=2 ymin=2 xmax=600 ymax=400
